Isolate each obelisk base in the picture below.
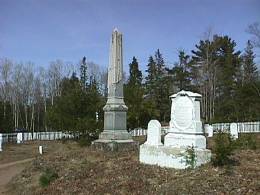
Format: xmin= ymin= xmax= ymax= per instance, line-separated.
xmin=92 ymin=98 xmax=138 ymax=152
xmin=92 ymin=139 xmax=138 ymax=152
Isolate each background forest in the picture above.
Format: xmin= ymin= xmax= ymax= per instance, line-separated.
xmin=0 ymin=26 xmax=260 ymax=134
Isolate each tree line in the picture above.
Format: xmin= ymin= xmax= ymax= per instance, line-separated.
xmin=0 ymin=29 xmax=259 ymax=133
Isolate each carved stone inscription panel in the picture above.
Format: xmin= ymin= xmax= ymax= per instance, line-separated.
xmin=172 ymin=96 xmax=193 ymax=131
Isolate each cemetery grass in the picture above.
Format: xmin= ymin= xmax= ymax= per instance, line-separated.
xmin=0 ymin=141 xmax=61 ymax=164
xmin=6 ymin=136 xmax=260 ymax=195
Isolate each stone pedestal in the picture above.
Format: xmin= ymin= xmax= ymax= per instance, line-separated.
xmin=92 ymin=139 xmax=138 ymax=152
xmin=92 ymin=98 xmax=138 ymax=151
xmin=140 ymin=145 xmax=211 ymax=169
xmin=164 ymin=134 xmax=206 ymax=148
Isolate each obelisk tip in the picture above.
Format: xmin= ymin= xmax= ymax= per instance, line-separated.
xmin=113 ymin=27 xmax=119 ymax=32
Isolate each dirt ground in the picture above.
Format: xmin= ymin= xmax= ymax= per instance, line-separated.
xmin=4 ymin=138 xmax=260 ymax=195
xmin=0 ymin=159 xmax=33 ymax=194
xmin=0 ymin=141 xmax=66 ymax=194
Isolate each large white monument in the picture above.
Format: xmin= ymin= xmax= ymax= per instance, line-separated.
xmin=164 ymin=90 xmax=206 ymax=148
xmin=140 ymin=90 xmax=211 ymax=169
xmin=92 ymin=29 xmax=137 ymax=151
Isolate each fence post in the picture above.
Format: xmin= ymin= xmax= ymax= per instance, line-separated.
xmin=17 ymin=133 xmax=23 ymax=144
xmin=0 ymin=134 xmax=2 ymax=152
xmin=208 ymin=125 xmax=213 ymax=137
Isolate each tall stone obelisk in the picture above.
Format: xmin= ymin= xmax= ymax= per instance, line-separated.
xmin=92 ymin=28 xmax=137 ymax=151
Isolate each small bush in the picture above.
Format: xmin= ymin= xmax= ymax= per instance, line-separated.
xmin=234 ymin=134 xmax=257 ymax=150
xmin=212 ymin=130 xmax=235 ymax=166
xmin=185 ymin=145 xmax=197 ymax=169
xmin=61 ymin=136 xmax=69 ymax=144
xmin=78 ymin=134 xmax=93 ymax=147
xmin=39 ymin=168 xmax=58 ymax=187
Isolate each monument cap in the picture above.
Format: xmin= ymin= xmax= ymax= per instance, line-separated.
xmin=170 ymin=90 xmax=202 ymax=98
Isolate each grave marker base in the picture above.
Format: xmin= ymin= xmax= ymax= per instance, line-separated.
xmin=140 ymin=145 xmax=211 ymax=169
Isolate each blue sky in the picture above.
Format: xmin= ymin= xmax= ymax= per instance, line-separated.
xmin=0 ymin=0 xmax=259 ymax=72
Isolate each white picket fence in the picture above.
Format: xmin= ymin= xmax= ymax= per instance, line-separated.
xmin=130 ymin=121 xmax=260 ymax=137
xmin=130 ymin=126 xmax=169 ymax=137
xmin=0 ymin=131 xmax=77 ymax=144
xmin=21 ymin=132 xmax=75 ymax=141
xmin=210 ymin=121 xmax=260 ymax=133
xmin=0 ymin=131 xmax=79 ymax=152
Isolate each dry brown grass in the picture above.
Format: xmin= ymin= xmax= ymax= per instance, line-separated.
xmin=5 ymin=138 xmax=260 ymax=195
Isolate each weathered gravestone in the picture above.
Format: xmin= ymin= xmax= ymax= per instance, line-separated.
xmin=140 ymin=90 xmax=211 ymax=169
xmin=230 ymin=123 xmax=238 ymax=139
xmin=144 ymin=120 xmax=162 ymax=146
xmin=0 ymin=134 xmax=2 ymax=152
xmin=92 ymin=28 xmax=138 ymax=151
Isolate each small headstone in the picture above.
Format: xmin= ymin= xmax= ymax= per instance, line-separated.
xmin=0 ymin=134 xmax=2 ymax=152
xmin=39 ymin=145 xmax=43 ymax=155
xmin=208 ymin=125 xmax=213 ymax=137
xmin=230 ymin=123 xmax=238 ymax=139
xmin=145 ymin=120 xmax=162 ymax=146
xmin=17 ymin=133 xmax=23 ymax=144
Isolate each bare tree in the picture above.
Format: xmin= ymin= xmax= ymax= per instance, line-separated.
xmin=48 ymin=60 xmax=63 ymax=105
xmin=193 ymin=29 xmax=219 ymax=122
xmin=20 ymin=62 xmax=35 ymax=131
xmin=11 ymin=63 xmax=23 ymax=129
xmin=247 ymin=22 xmax=260 ymax=49
xmin=0 ymin=58 xmax=13 ymax=118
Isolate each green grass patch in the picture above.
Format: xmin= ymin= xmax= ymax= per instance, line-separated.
xmin=39 ymin=168 xmax=58 ymax=187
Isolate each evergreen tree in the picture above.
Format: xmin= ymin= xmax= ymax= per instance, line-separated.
xmin=125 ymin=57 xmax=144 ymax=129
xmin=80 ymin=56 xmax=87 ymax=90
xmin=235 ymin=40 xmax=260 ymax=121
xmin=154 ymin=49 xmax=170 ymax=122
xmin=47 ymin=72 xmax=104 ymax=138
xmin=214 ymin=35 xmax=241 ymax=121
xmin=144 ymin=50 xmax=170 ymax=123
xmin=154 ymin=49 xmax=165 ymax=76
xmin=169 ymin=50 xmax=191 ymax=91
xmin=129 ymin=57 xmax=142 ymax=86
xmin=242 ymin=40 xmax=258 ymax=83
xmin=145 ymin=56 xmax=157 ymax=96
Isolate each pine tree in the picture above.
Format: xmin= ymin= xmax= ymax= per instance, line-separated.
xmin=144 ymin=50 xmax=170 ymax=123
xmin=169 ymin=50 xmax=191 ymax=91
xmin=80 ymin=56 xmax=87 ymax=90
xmin=125 ymin=57 xmax=144 ymax=128
xmin=154 ymin=49 xmax=165 ymax=76
xmin=129 ymin=57 xmax=142 ymax=86
xmin=242 ymin=40 xmax=258 ymax=83
xmin=214 ymin=35 xmax=241 ymax=121
xmin=145 ymin=56 xmax=157 ymax=96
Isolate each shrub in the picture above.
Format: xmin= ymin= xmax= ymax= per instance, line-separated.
xmin=234 ymin=134 xmax=257 ymax=150
xmin=78 ymin=134 xmax=93 ymax=147
xmin=212 ymin=130 xmax=235 ymax=166
xmin=39 ymin=168 xmax=58 ymax=187
xmin=61 ymin=136 xmax=69 ymax=144
xmin=185 ymin=145 xmax=197 ymax=169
